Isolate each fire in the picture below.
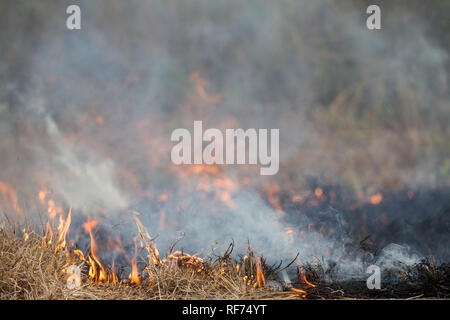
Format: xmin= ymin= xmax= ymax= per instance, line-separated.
xmin=129 ymin=237 xmax=141 ymax=285
xmin=216 ymin=192 xmax=236 ymax=210
xmin=38 ymin=190 xmax=46 ymax=204
xmin=179 ymin=163 xmax=240 ymax=210
xmin=234 ymin=249 xmax=270 ymax=289
xmin=287 ymin=271 xmax=316 ymax=298
xmin=255 ymin=257 xmax=266 ymax=288
xmin=314 ymin=187 xmax=323 ymax=198
xmin=55 ymin=206 xmax=72 ymax=253
xmin=188 ymin=164 xmax=220 ymax=175
xmin=163 ymin=251 xmax=205 ymax=273
xmin=83 ymin=218 xmax=107 ymax=283
xmin=301 ymin=271 xmax=317 ymax=288
xmin=290 ymin=287 xmax=307 ymax=298
xmin=0 ymin=181 xmax=21 ymax=214
xmin=369 ymin=193 xmax=383 ymax=205
xmin=129 ymin=258 xmax=141 ymax=285
xmin=189 ymin=72 xmax=223 ymax=104
xmin=42 ymin=221 xmax=54 ymax=246
xmin=158 ymin=193 xmax=169 ymax=202
xmin=284 ymin=227 xmax=295 ymax=244
xmin=47 ymin=199 xmax=63 ymax=220
xmin=110 ymin=262 xmax=119 ymax=284
xmin=96 ymin=116 xmax=105 ymax=126
xmin=33 ymin=196 xmax=275 ymax=293
xmin=74 ymin=249 xmax=85 ymax=261
xmin=264 ymin=184 xmax=283 ymax=213
xmin=214 ymin=177 xmax=236 ymax=191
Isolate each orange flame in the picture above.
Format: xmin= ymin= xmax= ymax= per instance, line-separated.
xmin=83 ymin=218 xmax=107 ymax=283
xmin=290 ymin=287 xmax=307 ymax=298
xmin=301 ymin=271 xmax=317 ymax=288
xmin=255 ymin=257 xmax=266 ymax=288
xmin=0 ymin=181 xmax=21 ymax=214
xmin=314 ymin=188 xmax=323 ymax=198
xmin=42 ymin=221 xmax=54 ymax=246
xmin=129 ymin=237 xmax=141 ymax=285
xmin=369 ymin=193 xmax=383 ymax=205
xmin=189 ymin=72 xmax=223 ymax=104
xmin=55 ymin=206 xmax=72 ymax=252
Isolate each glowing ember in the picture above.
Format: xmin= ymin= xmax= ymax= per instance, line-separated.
xmin=314 ymin=188 xmax=323 ymax=198
xmin=0 ymin=181 xmax=21 ymax=215
xmin=369 ymin=193 xmax=383 ymax=205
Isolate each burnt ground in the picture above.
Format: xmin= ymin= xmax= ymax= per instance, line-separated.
xmin=263 ymin=180 xmax=450 ymax=299
xmin=296 ymin=262 xmax=450 ymax=299
xmin=273 ymin=178 xmax=450 ymax=263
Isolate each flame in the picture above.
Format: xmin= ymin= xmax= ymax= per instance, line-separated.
xmin=189 ymin=72 xmax=223 ymax=104
xmin=290 ymin=287 xmax=307 ymax=298
xmin=22 ymin=228 xmax=29 ymax=241
xmin=213 ymin=177 xmax=238 ymax=209
xmin=369 ymin=193 xmax=383 ymax=205
xmin=301 ymin=271 xmax=317 ymax=288
xmin=158 ymin=193 xmax=169 ymax=202
xmin=47 ymin=199 xmax=63 ymax=220
xmin=96 ymin=116 xmax=104 ymax=126
xmin=38 ymin=190 xmax=46 ymax=204
xmin=74 ymin=249 xmax=85 ymax=261
xmin=314 ymin=187 xmax=323 ymax=198
xmin=264 ymin=184 xmax=283 ymax=213
xmin=38 ymin=189 xmax=73 ymax=251
xmin=129 ymin=258 xmax=141 ymax=285
xmin=284 ymin=227 xmax=295 ymax=244
xmin=110 ymin=261 xmax=119 ymax=284
xmin=42 ymin=221 xmax=54 ymax=246
xmin=0 ymin=181 xmax=21 ymax=214
xmin=189 ymin=164 xmax=220 ymax=175
xmin=83 ymin=218 xmax=107 ymax=283
xmin=55 ymin=206 xmax=72 ymax=252
xmin=255 ymin=257 xmax=266 ymax=288
xmin=128 ymin=237 xmax=141 ymax=285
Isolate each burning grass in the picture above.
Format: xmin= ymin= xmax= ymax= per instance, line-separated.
xmin=1 ymin=182 xmax=448 ymax=300
xmin=0 ymin=220 xmax=308 ymax=300
xmin=1 ymin=220 xmax=448 ymax=300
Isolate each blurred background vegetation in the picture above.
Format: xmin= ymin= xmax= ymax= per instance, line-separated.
xmin=0 ymin=0 xmax=449 ymax=196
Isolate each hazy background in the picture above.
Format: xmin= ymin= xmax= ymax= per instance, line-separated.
xmin=0 ymin=0 xmax=449 ymax=279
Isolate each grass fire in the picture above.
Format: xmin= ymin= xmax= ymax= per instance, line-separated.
xmin=0 ymin=0 xmax=449 ymax=301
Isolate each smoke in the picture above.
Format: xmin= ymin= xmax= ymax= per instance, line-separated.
xmin=0 ymin=0 xmax=448 ymax=281
xmin=44 ymin=116 xmax=128 ymax=212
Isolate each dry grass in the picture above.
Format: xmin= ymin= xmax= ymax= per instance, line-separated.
xmin=3 ymin=221 xmax=447 ymax=300
xmin=1 ymin=223 xmax=448 ymax=300
xmin=0 ymin=226 xmax=68 ymax=299
xmin=0 ymin=224 xmax=300 ymax=300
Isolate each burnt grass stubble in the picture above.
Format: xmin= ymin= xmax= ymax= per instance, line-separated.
xmin=266 ymin=180 xmax=450 ymax=299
